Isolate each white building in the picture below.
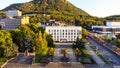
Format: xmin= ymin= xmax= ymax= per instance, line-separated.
xmin=46 ymin=26 xmax=82 ymax=42
xmin=6 ymin=10 xmax=22 ymax=17
xmin=106 ymin=22 xmax=120 ymax=27
xmin=92 ymin=22 xmax=120 ymax=34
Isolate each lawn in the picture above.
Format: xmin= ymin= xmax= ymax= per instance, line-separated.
xmin=35 ymin=48 xmax=55 ymax=63
xmin=82 ymin=49 xmax=90 ymax=55
xmin=35 ymin=52 xmax=48 ymax=63
xmin=74 ymin=48 xmax=96 ymax=64
xmin=82 ymin=49 xmax=96 ymax=64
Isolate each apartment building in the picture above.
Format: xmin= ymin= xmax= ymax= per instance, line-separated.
xmin=0 ymin=16 xmax=29 ymax=30
xmin=46 ymin=26 xmax=82 ymax=42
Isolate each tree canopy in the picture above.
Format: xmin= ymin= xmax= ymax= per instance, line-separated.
xmin=0 ymin=30 xmax=18 ymax=57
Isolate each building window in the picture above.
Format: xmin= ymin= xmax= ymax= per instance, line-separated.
xmin=106 ymin=28 xmax=112 ymax=32
xmin=57 ymin=30 xmax=58 ymax=32
xmin=66 ymin=30 xmax=67 ymax=32
xmin=71 ymin=30 xmax=73 ymax=32
xmin=63 ymin=30 xmax=64 ymax=33
xmin=49 ymin=30 xmax=50 ymax=33
xmin=116 ymin=28 xmax=120 ymax=31
xmin=54 ymin=30 xmax=56 ymax=32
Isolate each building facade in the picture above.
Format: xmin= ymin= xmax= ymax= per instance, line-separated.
xmin=46 ymin=26 xmax=82 ymax=42
xmin=92 ymin=22 xmax=120 ymax=34
xmin=0 ymin=16 xmax=29 ymax=30
xmin=6 ymin=10 xmax=22 ymax=17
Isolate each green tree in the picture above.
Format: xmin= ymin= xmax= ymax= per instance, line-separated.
xmin=75 ymin=38 xmax=87 ymax=49
xmin=0 ymin=30 xmax=18 ymax=57
xmin=116 ymin=39 xmax=120 ymax=48
xmin=33 ymin=31 xmax=43 ymax=54
xmin=46 ymin=34 xmax=54 ymax=47
xmin=82 ymin=28 xmax=88 ymax=38
xmin=0 ymin=45 xmax=5 ymax=57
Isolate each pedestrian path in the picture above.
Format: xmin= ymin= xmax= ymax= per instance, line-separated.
xmin=53 ymin=48 xmax=62 ymax=62
xmin=85 ymin=45 xmax=105 ymax=65
xmin=53 ymin=44 xmax=77 ymax=62
xmin=67 ymin=48 xmax=76 ymax=62
xmin=3 ymin=53 xmax=34 ymax=68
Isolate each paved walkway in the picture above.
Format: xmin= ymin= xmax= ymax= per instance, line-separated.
xmin=54 ymin=48 xmax=62 ymax=62
xmin=3 ymin=53 xmax=34 ymax=68
xmin=67 ymin=48 xmax=76 ymax=62
xmin=85 ymin=45 xmax=105 ymax=65
xmin=54 ymin=44 xmax=76 ymax=62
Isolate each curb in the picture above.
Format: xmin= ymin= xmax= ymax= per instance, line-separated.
xmin=0 ymin=57 xmax=15 ymax=68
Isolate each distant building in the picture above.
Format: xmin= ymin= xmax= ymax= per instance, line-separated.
xmin=0 ymin=22 xmax=5 ymax=29
xmin=0 ymin=16 xmax=29 ymax=30
xmin=6 ymin=10 xmax=22 ymax=17
xmin=46 ymin=26 xmax=82 ymax=42
xmin=92 ymin=22 xmax=120 ymax=34
xmin=92 ymin=22 xmax=120 ymax=38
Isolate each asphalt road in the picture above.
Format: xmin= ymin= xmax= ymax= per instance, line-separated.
xmin=85 ymin=45 xmax=105 ymax=65
xmin=87 ymin=37 xmax=120 ymax=67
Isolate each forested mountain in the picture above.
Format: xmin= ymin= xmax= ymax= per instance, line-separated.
xmin=2 ymin=3 xmax=22 ymax=11
xmin=2 ymin=0 xmax=88 ymax=15
xmin=1 ymin=0 xmax=105 ymax=28
xmin=105 ymin=15 xmax=120 ymax=22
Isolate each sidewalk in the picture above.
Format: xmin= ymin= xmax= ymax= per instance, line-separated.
xmin=53 ymin=44 xmax=77 ymax=62
xmin=67 ymin=48 xmax=76 ymax=62
xmin=53 ymin=48 xmax=62 ymax=62
xmin=85 ymin=45 xmax=105 ymax=65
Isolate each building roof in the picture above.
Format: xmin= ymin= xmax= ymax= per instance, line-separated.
xmin=46 ymin=26 xmax=82 ymax=29
xmin=92 ymin=26 xmax=120 ymax=28
xmin=46 ymin=26 xmax=81 ymax=27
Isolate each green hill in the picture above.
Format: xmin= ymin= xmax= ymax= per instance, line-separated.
xmin=105 ymin=15 xmax=120 ymax=22
xmin=1 ymin=0 xmax=105 ymax=28
xmin=2 ymin=0 xmax=88 ymax=16
xmin=2 ymin=3 xmax=22 ymax=11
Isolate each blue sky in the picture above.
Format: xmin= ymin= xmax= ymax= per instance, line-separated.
xmin=0 ymin=0 xmax=120 ymax=17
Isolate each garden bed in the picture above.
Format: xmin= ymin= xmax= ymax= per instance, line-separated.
xmin=90 ymin=45 xmax=110 ymax=64
xmin=74 ymin=48 xmax=96 ymax=64
xmin=35 ymin=48 xmax=55 ymax=63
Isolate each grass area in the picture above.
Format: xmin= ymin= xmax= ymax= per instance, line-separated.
xmin=90 ymin=45 xmax=110 ymax=64
xmin=82 ymin=49 xmax=90 ymax=55
xmin=0 ymin=57 xmax=8 ymax=67
xmin=74 ymin=48 xmax=96 ymax=64
xmin=35 ymin=54 xmax=48 ymax=63
xmin=35 ymin=48 xmax=55 ymax=63
xmin=98 ymin=54 xmax=110 ymax=64
xmin=82 ymin=48 xmax=96 ymax=64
